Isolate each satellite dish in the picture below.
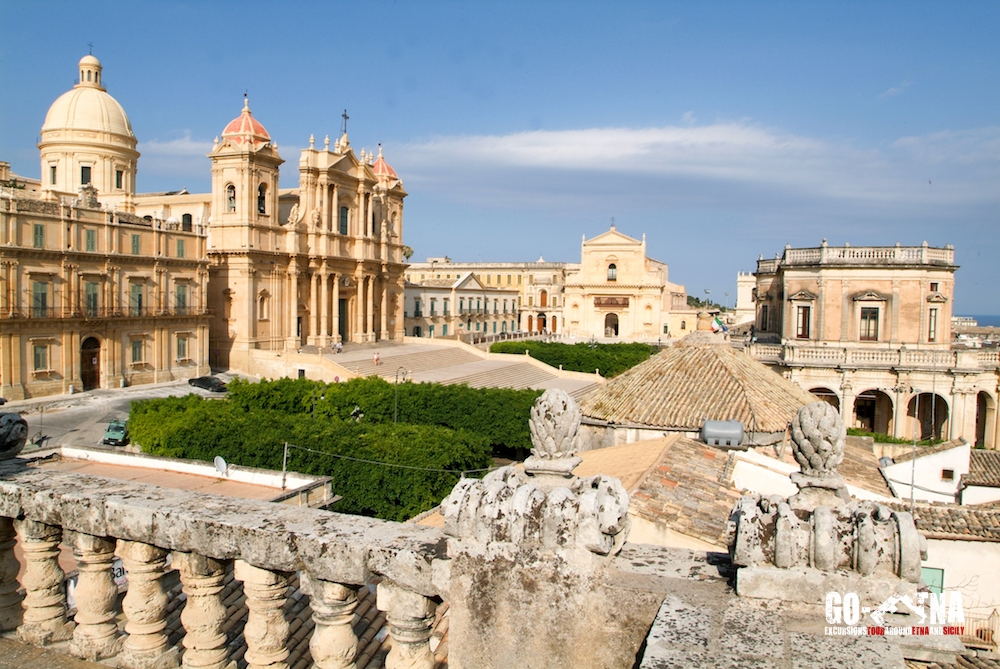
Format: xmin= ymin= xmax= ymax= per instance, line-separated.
xmin=214 ymin=456 xmax=229 ymax=476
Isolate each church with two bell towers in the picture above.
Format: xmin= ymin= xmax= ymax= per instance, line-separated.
xmin=0 ymin=53 xmax=408 ymax=398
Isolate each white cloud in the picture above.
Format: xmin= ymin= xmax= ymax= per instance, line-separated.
xmin=682 ymin=110 xmax=696 ymax=123
xmin=879 ymin=80 xmax=912 ymax=99
xmin=139 ymin=132 xmax=213 ymax=157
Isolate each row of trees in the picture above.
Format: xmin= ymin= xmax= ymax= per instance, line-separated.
xmin=129 ymin=377 xmax=543 ymax=520
xmin=488 ymin=340 xmax=656 ymax=378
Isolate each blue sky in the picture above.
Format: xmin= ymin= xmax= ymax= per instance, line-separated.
xmin=2 ymin=1 xmax=998 ymax=314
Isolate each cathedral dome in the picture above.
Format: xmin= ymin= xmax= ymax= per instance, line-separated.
xmin=41 ymin=55 xmax=135 ymax=140
xmin=372 ymin=146 xmax=398 ymax=180
xmin=221 ymin=97 xmax=271 ymax=149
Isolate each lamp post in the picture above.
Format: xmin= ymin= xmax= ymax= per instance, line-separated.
xmin=394 ymin=366 xmax=407 ymax=424
xmin=910 ymin=388 xmax=923 ymax=515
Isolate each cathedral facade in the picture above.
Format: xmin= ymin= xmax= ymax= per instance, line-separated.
xmin=0 ymin=54 xmax=407 ymax=399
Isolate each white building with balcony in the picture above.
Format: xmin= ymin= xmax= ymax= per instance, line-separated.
xmin=403 ymin=273 xmax=519 ymax=339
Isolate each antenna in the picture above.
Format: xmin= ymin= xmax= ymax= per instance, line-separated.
xmin=214 ymin=456 xmax=229 ymax=476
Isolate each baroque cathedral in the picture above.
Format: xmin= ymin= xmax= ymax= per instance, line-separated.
xmin=0 ymin=54 xmax=408 ymax=399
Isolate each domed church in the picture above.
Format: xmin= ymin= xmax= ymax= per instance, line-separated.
xmin=0 ymin=54 xmax=408 ymax=399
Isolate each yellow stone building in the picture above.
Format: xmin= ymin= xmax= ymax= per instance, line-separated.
xmin=748 ymin=241 xmax=1000 ymax=448
xmin=0 ymin=54 xmax=408 ymax=399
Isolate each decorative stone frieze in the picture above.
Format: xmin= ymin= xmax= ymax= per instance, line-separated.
xmin=728 ymin=401 xmax=927 ymax=602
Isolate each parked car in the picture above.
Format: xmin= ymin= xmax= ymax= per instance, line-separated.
xmin=102 ymin=419 xmax=129 ymax=447
xmin=0 ymin=398 xmax=6 ymax=406
xmin=189 ymin=376 xmax=227 ymax=392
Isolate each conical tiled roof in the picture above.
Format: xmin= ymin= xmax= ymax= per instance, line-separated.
xmin=372 ymin=146 xmax=398 ymax=180
xmin=579 ymin=336 xmax=815 ymax=434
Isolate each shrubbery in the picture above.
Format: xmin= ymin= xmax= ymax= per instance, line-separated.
xmin=846 ymin=427 xmax=944 ymax=446
xmin=128 ymin=376 xmax=540 ymax=520
xmin=488 ymin=341 xmax=656 ymax=378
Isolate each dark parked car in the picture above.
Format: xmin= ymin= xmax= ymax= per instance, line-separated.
xmin=188 ymin=376 xmax=227 ymax=392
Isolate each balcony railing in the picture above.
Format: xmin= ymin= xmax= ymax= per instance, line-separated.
xmin=0 ymin=459 xmax=444 ymax=668
xmin=746 ymin=342 xmax=997 ymax=372
xmin=757 ymin=243 xmax=955 ymax=273
xmin=2 ymin=307 xmax=207 ymax=320
xmin=962 ymin=609 xmax=998 ymax=651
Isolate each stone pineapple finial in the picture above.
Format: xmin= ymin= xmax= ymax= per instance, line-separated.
xmin=524 ymin=389 xmax=582 ymax=481
xmin=0 ymin=414 xmax=28 ymax=460
xmin=788 ymin=401 xmax=850 ymax=511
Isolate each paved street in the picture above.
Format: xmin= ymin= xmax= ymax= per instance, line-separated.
xmin=0 ymin=373 xmax=246 ymax=453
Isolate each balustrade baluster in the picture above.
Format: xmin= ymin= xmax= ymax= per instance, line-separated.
xmin=377 ymin=582 xmax=436 ymax=669
xmin=67 ymin=531 xmax=123 ymax=660
xmin=175 ymin=552 xmax=235 ymax=669
xmin=118 ymin=540 xmax=178 ymax=669
xmin=15 ymin=519 xmax=73 ymax=644
xmin=234 ymin=560 xmax=291 ymax=669
xmin=300 ymin=573 xmax=359 ymax=669
xmin=0 ymin=517 xmax=22 ymax=630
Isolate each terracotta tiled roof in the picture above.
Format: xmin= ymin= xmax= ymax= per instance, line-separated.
xmin=967 ymin=450 xmax=1000 ymax=487
xmin=221 ymin=97 xmax=271 ymax=148
xmin=579 ymin=340 xmax=816 ymax=433
xmin=907 ymin=654 xmax=1000 ymax=669
xmin=887 ymin=501 xmax=1000 ymax=542
xmin=891 ymin=438 xmax=967 ymax=465
xmin=372 ymin=148 xmax=398 ymax=180
xmin=149 ymin=566 xmax=448 ymax=669
xmin=838 ymin=440 xmax=895 ymax=498
xmin=629 ymin=435 xmax=743 ymax=548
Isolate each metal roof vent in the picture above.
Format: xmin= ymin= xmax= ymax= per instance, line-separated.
xmin=701 ymin=419 xmax=744 ymax=449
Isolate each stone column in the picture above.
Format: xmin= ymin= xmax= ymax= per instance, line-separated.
xmin=0 ymin=518 xmax=22 ymax=630
xmin=376 ymin=582 xmax=436 ymax=669
xmin=287 ymin=269 xmax=299 ymax=349
xmin=15 ymin=519 xmax=73 ymax=645
xmin=118 ymin=541 xmax=177 ymax=669
xmin=233 ymin=560 xmax=291 ymax=669
xmin=355 ymin=274 xmax=365 ymax=342
xmin=320 ymin=267 xmax=330 ymax=345
xmin=175 ymin=552 xmax=234 ymax=669
xmin=67 ymin=531 xmax=122 ymax=660
xmin=300 ymin=573 xmax=359 ymax=669
xmin=380 ymin=280 xmax=388 ymax=341
xmin=310 ymin=273 xmax=320 ymax=346
xmin=366 ymin=276 xmax=375 ymax=342
xmin=332 ymin=274 xmax=340 ymax=343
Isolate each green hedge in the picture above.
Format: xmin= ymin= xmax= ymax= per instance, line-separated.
xmin=129 ymin=393 xmax=492 ymax=522
xmin=846 ymin=427 xmax=944 ymax=446
xmin=488 ymin=341 xmax=655 ymax=378
xmin=227 ymin=376 xmax=540 ymax=458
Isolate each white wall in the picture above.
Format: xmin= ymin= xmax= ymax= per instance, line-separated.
xmin=924 ymin=538 xmax=1000 ymax=614
xmin=882 ymin=444 xmax=969 ymax=503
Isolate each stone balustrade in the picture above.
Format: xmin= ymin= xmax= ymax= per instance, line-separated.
xmin=747 ymin=342 xmax=995 ymax=372
xmin=756 ymin=242 xmax=955 ymax=273
xmin=0 ymin=458 xmax=446 ymax=669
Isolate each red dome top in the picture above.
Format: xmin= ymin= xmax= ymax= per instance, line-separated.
xmin=221 ymin=97 xmax=270 ymax=148
xmin=372 ymin=146 xmax=398 ymax=180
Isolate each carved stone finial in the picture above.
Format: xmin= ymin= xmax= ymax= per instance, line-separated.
xmin=0 ymin=414 xmax=28 ymax=460
xmin=788 ymin=401 xmax=849 ymax=511
xmin=524 ymin=389 xmax=582 ymax=479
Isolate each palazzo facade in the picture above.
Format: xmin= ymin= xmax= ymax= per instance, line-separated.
xmin=748 ymin=242 xmax=1000 ymax=449
xmin=0 ymin=54 xmax=407 ymax=399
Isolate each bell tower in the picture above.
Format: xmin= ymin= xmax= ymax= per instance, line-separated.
xmin=208 ymin=96 xmax=283 ymax=252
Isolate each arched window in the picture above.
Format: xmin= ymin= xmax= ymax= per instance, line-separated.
xmin=226 ymin=185 xmax=236 ymax=212
xmin=181 ymin=213 xmax=193 ymax=232
xmin=607 ymin=264 xmax=617 ymax=281
xmin=258 ymin=294 xmax=269 ymax=320
xmin=680 ymin=320 xmax=686 ymax=330
xmin=339 ymin=206 xmax=349 ymax=235
xmin=257 ymin=184 xmax=267 ymax=214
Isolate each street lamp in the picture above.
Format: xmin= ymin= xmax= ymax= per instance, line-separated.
xmin=394 ymin=366 xmax=407 ymax=424
xmin=910 ymin=388 xmax=923 ymax=515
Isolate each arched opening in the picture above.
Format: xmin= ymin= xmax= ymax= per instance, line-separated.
xmin=80 ymin=337 xmax=101 ymax=391
xmin=527 ymin=315 xmax=533 ymax=332
xmin=809 ymin=387 xmax=840 ymax=412
xmin=853 ymin=389 xmax=893 ymax=435
xmin=226 ymin=184 xmax=236 ymax=212
xmin=607 ymin=264 xmax=617 ymax=281
xmin=975 ymin=391 xmax=995 ymax=448
xmin=537 ymin=314 xmax=547 ymax=333
xmin=539 ymin=290 xmax=548 ymax=308
xmin=257 ymin=184 xmax=267 ymax=214
xmin=604 ymin=313 xmax=619 ymax=337
xmin=181 ymin=213 xmax=193 ymax=232
xmin=907 ymin=393 xmax=949 ymax=441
